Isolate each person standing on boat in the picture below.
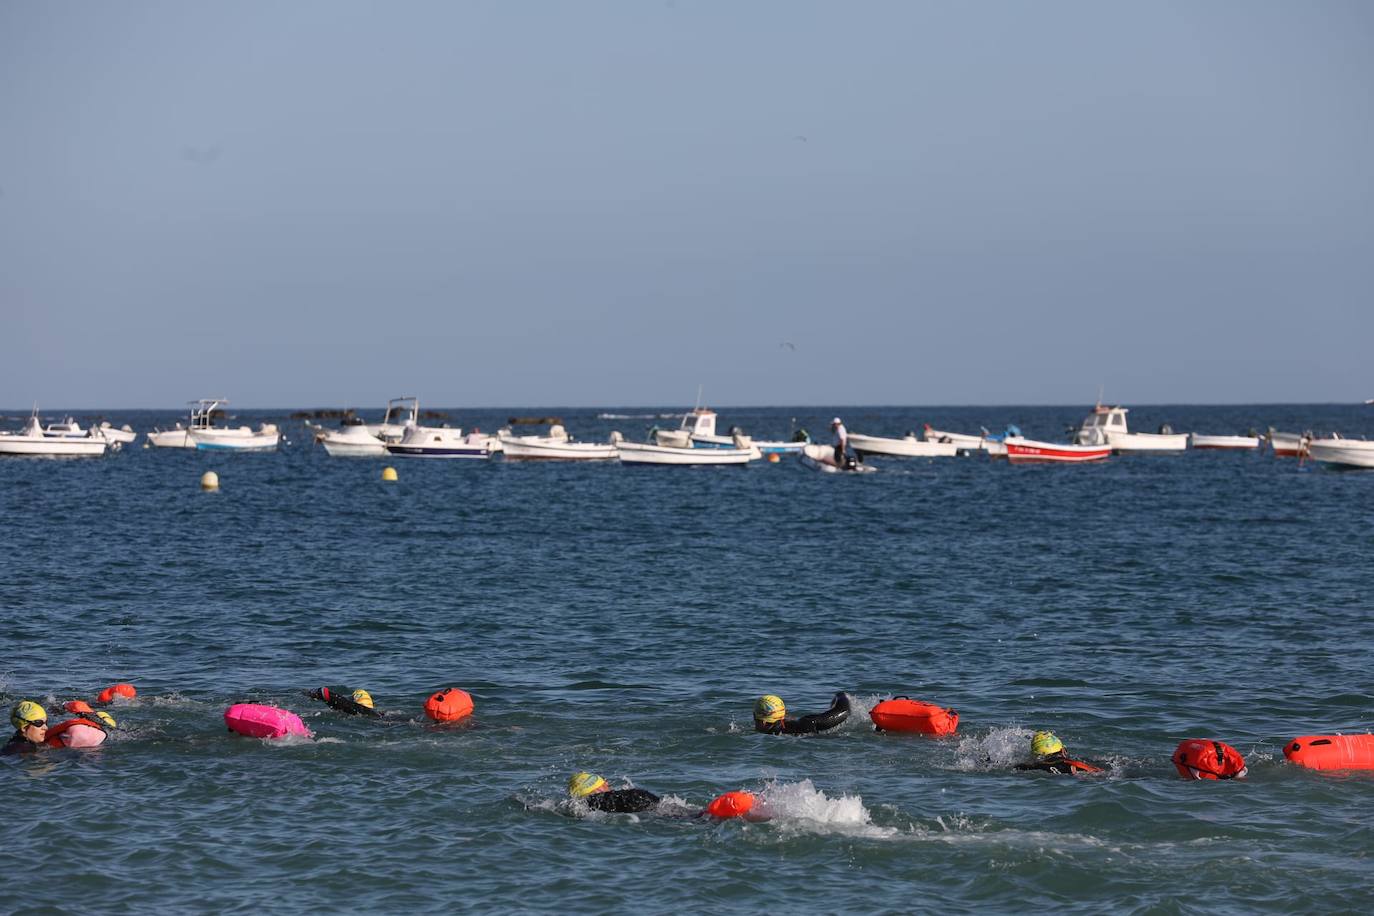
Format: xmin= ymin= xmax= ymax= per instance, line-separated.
xmin=831 ymin=417 xmax=849 ymax=466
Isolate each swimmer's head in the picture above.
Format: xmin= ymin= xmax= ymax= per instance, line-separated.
xmin=754 ymin=695 xmax=786 ymax=725
xmin=350 ymin=689 xmax=374 ymax=709
xmin=1031 ymin=730 xmax=1063 ymax=757
xmin=94 ymin=711 xmax=117 ymax=729
xmin=11 ymin=700 xmax=47 ymax=734
xmin=568 ymin=772 xmax=608 ymax=798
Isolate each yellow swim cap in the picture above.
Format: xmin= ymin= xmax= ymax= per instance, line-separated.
xmin=10 ymin=700 xmax=46 ymax=731
xmin=351 ymin=689 xmax=374 ymax=709
xmin=754 ymin=695 xmax=786 ymax=725
xmin=94 ymin=711 xmax=118 ymax=729
xmin=568 ymin=772 xmax=607 ymax=798
xmin=1031 ymin=730 xmax=1064 ymax=757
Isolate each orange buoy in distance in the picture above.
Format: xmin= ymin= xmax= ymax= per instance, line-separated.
xmin=705 ymin=791 xmax=755 ymax=819
xmin=64 ymin=700 xmax=95 ymax=715
xmin=1284 ymin=734 xmax=1374 ymax=771
xmin=869 ymin=696 xmax=958 ymax=736
xmin=96 ymin=683 xmax=137 ymax=705
xmin=424 ymin=688 xmax=474 ymax=723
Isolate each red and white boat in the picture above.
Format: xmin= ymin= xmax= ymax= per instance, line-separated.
xmin=1003 ymin=436 xmax=1111 ymax=464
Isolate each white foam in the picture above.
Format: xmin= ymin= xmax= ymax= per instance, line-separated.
xmin=953 ymin=726 xmax=1033 ymax=771
xmin=754 ymin=779 xmax=897 ymax=838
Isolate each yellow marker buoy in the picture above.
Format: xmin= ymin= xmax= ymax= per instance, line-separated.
xmin=381 ymin=466 xmax=398 ymax=481
xmin=200 ymin=470 xmax=219 ymax=491
xmin=767 ymin=453 xmax=781 ymax=463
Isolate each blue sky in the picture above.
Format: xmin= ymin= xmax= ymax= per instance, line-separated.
xmin=2 ymin=0 xmax=1370 ymax=407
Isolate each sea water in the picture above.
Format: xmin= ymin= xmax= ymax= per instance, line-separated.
xmin=2 ymin=404 xmax=1371 ymax=914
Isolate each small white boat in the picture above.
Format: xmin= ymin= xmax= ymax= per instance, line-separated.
xmin=1306 ymin=436 xmax=1374 ymax=469
xmin=96 ymin=422 xmax=138 ymax=446
xmin=0 ymin=410 xmax=107 ymax=457
xmin=149 ymin=399 xmax=277 ymax=450
xmin=799 ymin=443 xmax=876 ymax=473
xmin=922 ymin=425 xmax=986 ymax=450
xmin=1004 ymin=436 xmax=1111 ymax=464
xmin=1190 ymin=433 xmax=1260 ymax=450
xmin=385 ymin=424 xmax=490 ymax=458
xmin=849 ymin=431 xmax=958 ymax=458
xmin=1075 ymin=405 xmax=1187 ymax=452
xmin=321 ymin=419 xmax=386 ymax=457
xmin=1267 ymin=429 xmax=1310 ymax=458
xmin=618 ymin=433 xmax=755 ymax=466
xmin=652 ymin=406 xmax=802 ymax=455
xmin=499 ymin=424 xmax=619 ymax=461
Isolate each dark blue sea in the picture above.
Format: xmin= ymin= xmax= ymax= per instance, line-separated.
xmin=3 ymin=404 xmax=1372 ymax=914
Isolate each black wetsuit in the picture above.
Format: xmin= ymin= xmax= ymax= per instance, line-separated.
xmin=585 ymin=788 xmax=661 ymax=814
xmin=756 ymin=692 xmax=852 ymax=736
xmin=309 ymin=687 xmax=382 ymax=718
xmin=2 ymin=732 xmax=42 ymax=756
xmin=1014 ymin=752 xmax=1103 ymax=775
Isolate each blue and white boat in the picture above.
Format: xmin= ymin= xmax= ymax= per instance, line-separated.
xmin=385 ymin=423 xmax=490 ymax=459
xmin=653 ymin=408 xmax=804 ymax=455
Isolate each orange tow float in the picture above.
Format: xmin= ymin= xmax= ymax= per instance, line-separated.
xmin=1284 ymin=734 xmax=1374 ymax=771
xmin=869 ymin=697 xmax=958 ymax=736
xmin=424 ymin=688 xmax=474 ymax=723
xmin=1172 ymin=739 xmax=1248 ymax=780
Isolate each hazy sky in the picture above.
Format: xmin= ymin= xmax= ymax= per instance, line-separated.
xmin=2 ymin=0 xmax=1371 ymax=407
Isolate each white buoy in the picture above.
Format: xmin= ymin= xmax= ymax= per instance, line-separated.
xmin=200 ymin=470 xmax=219 ymax=491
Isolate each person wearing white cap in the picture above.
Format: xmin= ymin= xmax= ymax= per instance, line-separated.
xmin=831 ymin=417 xmax=849 ymax=466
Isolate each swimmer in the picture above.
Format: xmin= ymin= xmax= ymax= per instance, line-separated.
xmin=3 ymin=701 xmax=49 ymax=756
xmin=308 ymin=687 xmax=382 ymax=718
xmin=566 ymin=773 xmax=756 ymax=820
xmin=753 ymin=692 xmax=852 ymax=736
xmin=45 ymin=702 xmax=118 ymax=748
xmin=1014 ymin=730 xmax=1104 ymax=775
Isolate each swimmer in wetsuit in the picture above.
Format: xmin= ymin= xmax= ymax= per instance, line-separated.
xmin=308 ymin=687 xmax=382 ymax=718
xmin=3 ymin=701 xmax=49 ymax=756
xmin=753 ymin=692 xmax=852 ymax=736
xmin=1014 ymin=730 xmax=1104 ymax=775
xmin=567 ymin=772 xmax=666 ymax=813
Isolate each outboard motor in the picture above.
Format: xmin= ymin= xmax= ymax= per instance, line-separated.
xmin=1158 ymin=423 xmax=1174 ymax=435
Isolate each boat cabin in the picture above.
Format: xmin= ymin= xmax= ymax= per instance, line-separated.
xmin=1075 ymin=405 xmax=1128 ymax=445
xmin=679 ymin=408 xmax=718 ymax=438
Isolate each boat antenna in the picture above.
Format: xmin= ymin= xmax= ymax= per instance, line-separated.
xmin=1096 ymin=383 xmax=1104 ymax=409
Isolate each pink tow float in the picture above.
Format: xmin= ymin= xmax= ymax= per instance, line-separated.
xmin=224 ymin=704 xmax=312 ymax=740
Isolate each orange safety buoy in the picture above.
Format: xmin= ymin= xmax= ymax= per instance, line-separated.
xmin=704 ymin=791 xmax=755 ymax=819
xmin=424 ymin=688 xmax=474 ymax=723
xmin=64 ymin=700 xmax=95 ymax=715
xmin=1172 ymin=739 xmax=1248 ymax=780
xmin=1284 ymin=734 xmax=1374 ymax=771
xmin=869 ymin=696 xmax=958 ymax=736
xmin=96 ymin=683 xmax=137 ymax=705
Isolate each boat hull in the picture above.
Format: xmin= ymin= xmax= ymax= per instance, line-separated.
xmin=500 ymin=437 xmax=617 ymax=461
xmin=849 ymin=433 xmax=958 ymax=458
xmin=1004 ymin=437 xmax=1111 ymax=464
xmin=800 ymin=444 xmax=876 ymax=473
xmin=192 ymin=430 xmax=280 ymax=452
xmin=0 ymin=436 xmax=107 ymax=457
xmin=1190 ymin=435 xmax=1260 ymax=450
xmin=148 ymin=429 xmax=194 ymax=448
xmin=1105 ymin=431 xmax=1189 ymax=452
xmin=617 ymin=441 xmax=750 ymax=466
xmin=322 ymin=438 xmax=386 ymax=457
xmin=923 ymin=428 xmax=985 ymax=450
xmin=385 ymin=445 xmax=490 ymax=458
xmin=1307 ymin=439 xmax=1374 ymax=469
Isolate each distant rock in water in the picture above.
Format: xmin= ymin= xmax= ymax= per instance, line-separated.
xmin=289 ymin=409 xmax=358 ymax=420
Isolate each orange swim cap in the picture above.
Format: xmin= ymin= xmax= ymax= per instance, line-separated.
xmin=705 ymin=791 xmax=755 ymax=819
xmin=424 ymin=688 xmax=473 ymax=723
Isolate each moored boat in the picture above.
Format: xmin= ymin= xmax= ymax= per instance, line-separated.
xmin=321 ymin=418 xmax=386 ymax=457
xmin=617 ymin=432 xmax=754 ymax=466
xmin=922 ymin=425 xmax=985 ymax=450
xmin=848 ymin=432 xmax=957 ymax=458
xmin=1075 ymin=404 xmax=1187 ymax=452
xmin=499 ymin=424 xmax=619 ymax=461
xmin=0 ymin=410 xmax=107 ymax=457
xmin=1306 ymin=436 xmax=1374 ymax=469
xmin=1004 ymin=436 xmax=1111 ymax=464
xmin=385 ymin=424 xmax=490 ymax=458
xmin=1267 ymin=428 xmax=1310 ymax=458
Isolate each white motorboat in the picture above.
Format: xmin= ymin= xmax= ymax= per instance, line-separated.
xmin=1267 ymin=429 xmax=1310 ymax=458
xmin=799 ymin=443 xmax=876 ymax=473
xmin=0 ymin=411 xmax=107 ymax=457
xmin=848 ymin=431 xmax=958 ymax=458
xmin=1306 ymin=436 xmax=1374 ymax=469
xmin=368 ymin=397 xmax=420 ymax=441
xmin=618 ymin=432 xmax=755 ymax=466
xmin=1190 ymin=433 xmax=1260 ymax=450
xmin=499 ymin=424 xmax=619 ymax=461
xmin=652 ymin=406 xmax=802 ymax=455
xmin=150 ymin=399 xmax=276 ymax=450
xmin=1075 ymin=405 xmax=1187 ymax=452
xmin=1004 ymin=436 xmax=1111 ymax=464
xmin=385 ymin=423 xmax=490 ymax=458
xmin=321 ymin=419 xmax=387 ymax=457
xmin=95 ymin=422 xmax=138 ymax=446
